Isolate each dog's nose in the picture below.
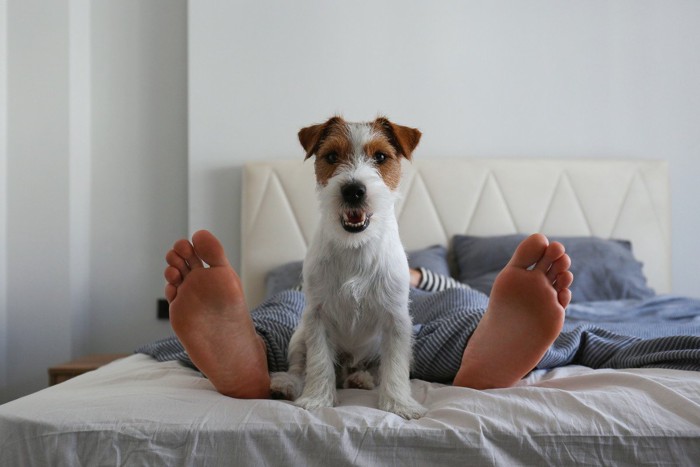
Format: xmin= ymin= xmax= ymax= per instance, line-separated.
xmin=341 ymin=182 xmax=366 ymax=205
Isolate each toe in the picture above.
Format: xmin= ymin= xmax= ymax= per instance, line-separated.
xmin=546 ymin=252 xmax=571 ymax=282
xmin=192 ymin=230 xmax=231 ymax=268
xmin=557 ymin=287 xmax=572 ymax=308
xmin=174 ymin=239 xmax=204 ymax=269
xmin=554 ymin=270 xmax=574 ymax=291
xmin=166 ymin=249 xmax=190 ymax=279
xmin=507 ymin=233 xmax=549 ymax=269
xmin=164 ymin=265 xmax=183 ymax=286
xmin=535 ymin=241 xmax=566 ymax=273
xmin=165 ymin=283 xmax=177 ymax=303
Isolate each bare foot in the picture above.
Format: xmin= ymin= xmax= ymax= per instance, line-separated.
xmin=164 ymin=230 xmax=270 ymax=399
xmin=452 ymin=233 xmax=573 ymax=389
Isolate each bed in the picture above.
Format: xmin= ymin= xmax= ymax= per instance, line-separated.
xmin=2 ymin=158 xmax=699 ymax=466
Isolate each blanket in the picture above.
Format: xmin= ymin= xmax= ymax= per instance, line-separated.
xmin=138 ymin=290 xmax=700 ymax=383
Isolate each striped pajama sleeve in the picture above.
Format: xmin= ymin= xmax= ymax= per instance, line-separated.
xmin=291 ymin=268 xmax=467 ymax=293
xmin=416 ymin=267 xmax=469 ymax=292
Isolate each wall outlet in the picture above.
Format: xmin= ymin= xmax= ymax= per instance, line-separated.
xmin=157 ymin=298 xmax=169 ymax=320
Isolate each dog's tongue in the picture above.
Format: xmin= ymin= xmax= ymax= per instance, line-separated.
xmin=347 ymin=211 xmax=364 ymax=224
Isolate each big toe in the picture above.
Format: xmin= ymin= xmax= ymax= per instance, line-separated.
xmin=507 ymin=233 xmax=549 ymax=269
xmin=192 ymin=230 xmax=230 ymax=268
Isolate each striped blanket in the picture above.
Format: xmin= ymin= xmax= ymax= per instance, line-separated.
xmin=138 ymin=289 xmax=700 ymax=383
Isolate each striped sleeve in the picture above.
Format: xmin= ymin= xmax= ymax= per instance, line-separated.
xmin=416 ymin=267 xmax=469 ymax=292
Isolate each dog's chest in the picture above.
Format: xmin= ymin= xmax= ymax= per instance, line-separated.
xmin=321 ymin=279 xmax=384 ymax=358
xmin=307 ymin=249 xmax=404 ymax=349
xmin=321 ymin=268 xmax=383 ymax=328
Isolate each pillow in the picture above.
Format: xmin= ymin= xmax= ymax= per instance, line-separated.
xmin=264 ymin=261 xmax=304 ymax=300
xmin=406 ymin=245 xmax=451 ymax=278
xmin=453 ymin=234 xmax=655 ymax=302
xmin=265 ymin=245 xmax=450 ymax=300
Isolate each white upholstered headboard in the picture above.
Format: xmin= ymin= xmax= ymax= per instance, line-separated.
xmin=242 ymin=159 xmax=670 ymax=307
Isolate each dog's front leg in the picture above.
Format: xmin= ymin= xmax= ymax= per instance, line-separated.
xmin=269 ymin=324 xmax=306 ymax=400
xmin=378 ymin=312 xmax=427 ymax=419
xmin=294 ymin=308 xmax=338 ymax=410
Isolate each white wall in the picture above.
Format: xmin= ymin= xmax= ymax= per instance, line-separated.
xmin=69 ymin=0 xmax=91 ymax=361
xmin=88 ymin=1 xmax=187 ymax=355
xmin=1 ymin=0 xmax=187 ymax=403
xmin=189 ymin=0 xmax=700 ymax=297
xmin=0 ymin=0 xmax=8 ymax=398
xmin=5 ymin=0 xmax=73 ymax=402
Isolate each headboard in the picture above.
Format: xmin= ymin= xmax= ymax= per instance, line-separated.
xmin=242 ymin=159 xmax=670 ymax=307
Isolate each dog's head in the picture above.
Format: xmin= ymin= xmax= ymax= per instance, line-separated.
xmin=299 ymin=116 xmax=421 ymax=244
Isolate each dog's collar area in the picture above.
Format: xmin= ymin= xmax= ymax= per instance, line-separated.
xmin=341 ymin=210 xmax=371 ymax=233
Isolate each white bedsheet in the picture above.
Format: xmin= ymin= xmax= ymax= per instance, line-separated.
xmin=2 ymin=354 xmax=699 ymax=466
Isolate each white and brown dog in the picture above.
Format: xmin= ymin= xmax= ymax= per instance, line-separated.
xmin=269 ymin=116 xmax=426 ymax=419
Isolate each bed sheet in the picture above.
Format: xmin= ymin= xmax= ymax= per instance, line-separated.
xmin=1 ymin=354 xmax=699 ymax=466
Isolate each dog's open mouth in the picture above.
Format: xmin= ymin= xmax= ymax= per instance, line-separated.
xmin=341 ymin=210 xmax=371 ymax=233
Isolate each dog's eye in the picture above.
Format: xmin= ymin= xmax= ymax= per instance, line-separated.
xmin=324 ymin=152 xmax=338 ymax=164
xmin=373 ymin=152 xmax=387 ymax=164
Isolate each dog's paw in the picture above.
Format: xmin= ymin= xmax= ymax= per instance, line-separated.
xmin=269 ymin=372 xmax=303 ymax=400
xmin=343 ymin=370 xmax=375 ymax=390
xmin=294 ymin=393 xmax=336 ymax=411
xmin=379 ymin=396 xmax=427 ymax=419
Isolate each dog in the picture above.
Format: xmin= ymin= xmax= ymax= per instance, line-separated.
xmin=269 ymin=116 xmax=426 ymax=419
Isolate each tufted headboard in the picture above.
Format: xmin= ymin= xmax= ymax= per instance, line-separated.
xmin=242 ymin=159 xmax=670 ymax=307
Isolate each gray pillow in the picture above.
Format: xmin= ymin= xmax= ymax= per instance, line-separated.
xmin=265 ymin=245 xmax=449 ymax=300
xmin=264 ymin=261 xmax=304 ymax=300
xmin=453 ymin=234 xmax=655 ymax=302
xmin=406 ymin=245 xmax=450 ymax=278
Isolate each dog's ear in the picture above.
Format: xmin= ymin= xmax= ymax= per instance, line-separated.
xmin=298 ymin=123 xmax=324 ymax=160
xmin=374 ymin=117 xmax=421 ymax=160
xmin=298 ymin=116 xmax=345 ymax=160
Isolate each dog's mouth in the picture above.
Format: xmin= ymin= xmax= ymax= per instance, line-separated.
xmin=341 ymin=210 xmax=371 ymax=233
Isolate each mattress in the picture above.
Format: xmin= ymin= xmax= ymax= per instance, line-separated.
xmin=2 ymin=354 xmax=699 ymax=466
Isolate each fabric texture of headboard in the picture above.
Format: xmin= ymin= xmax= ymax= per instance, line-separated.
xmin=242 ymin=159 xmax=670 ymax=307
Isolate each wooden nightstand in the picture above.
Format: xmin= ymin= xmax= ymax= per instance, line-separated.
xmin=48 ymin=353 xmax=131 ymax=386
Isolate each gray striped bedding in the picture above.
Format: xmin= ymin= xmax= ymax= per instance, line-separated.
xmin=138 ymin=288 xmax=700 ymax=382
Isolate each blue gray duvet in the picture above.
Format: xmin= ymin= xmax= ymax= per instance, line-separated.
xmin=138 ymin=289 xmax=700 ymax=384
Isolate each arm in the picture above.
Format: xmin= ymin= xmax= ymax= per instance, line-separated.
xmin=410 ymin=267 xmax=469 ymax=292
